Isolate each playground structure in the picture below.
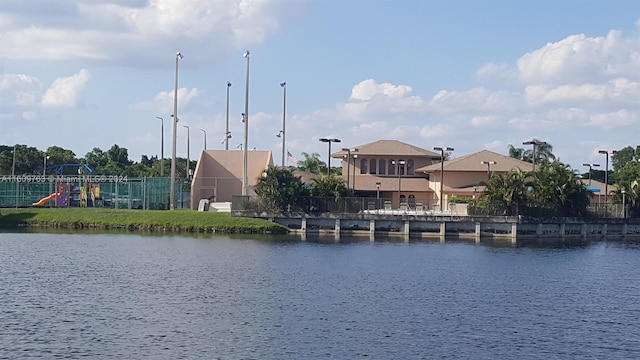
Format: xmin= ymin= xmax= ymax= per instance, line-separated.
xmin=32 ymin=180 xmax=105 ymax=208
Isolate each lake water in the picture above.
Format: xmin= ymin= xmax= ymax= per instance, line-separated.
xmin=1 ymin=232 xmax=640 ymax=359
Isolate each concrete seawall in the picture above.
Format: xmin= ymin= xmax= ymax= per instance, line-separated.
xmin=234 ymin=211 xmax=640 ymax=243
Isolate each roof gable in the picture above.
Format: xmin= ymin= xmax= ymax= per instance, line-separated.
xmin=416 ymin=149 xmax=534 ymax=172
xmin=332 ymin=139 xmax=439 ymax=158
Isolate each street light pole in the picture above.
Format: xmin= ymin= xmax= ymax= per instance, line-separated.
xmin=523 ymin=139 xmax=547 ymax=173
xmin=280 ymin=82 xmax=286 ymax=167
xmin=200 ymin=128 xmax=207 ymax=150
xmin=352 ymin=149 xmax=359 ymax=190
xmin=183 ymin=125 xmax=190 ymax=178
xmin=376 ymin=182 xmax=381 ymax=200
xmin=480 ymin=160 xmax=496 ymax=177
xmin=341 ymin=148 xmax=351 ymax=189
xmin=582 ymin=163 xmax=600 ymax=186
xmin=392 ymin=160 xmax=405 ymax=206
xmin=319 ymin=138 xmax=341 ymax=176
xmin=170 ymin=51 xmax=183 ymax=210
xmin=156 ymin=116 xmax=164 ymax=176
xmin=242 ymin=50 xmax=250 ymax=196
xmin=434 ymin=146 xmax=454 ymax=212
xmin=598 ymin=149 xmax=617 ymax=205
xmin=225 ymin=81 xmax=231 ymax=151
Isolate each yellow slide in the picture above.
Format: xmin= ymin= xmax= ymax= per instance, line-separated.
xmin=32 ymin=193 xmax=57 ymax=207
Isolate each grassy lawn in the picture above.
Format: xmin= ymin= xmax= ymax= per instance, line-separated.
xmin=0 ymin=208 xmax=288 ymax=234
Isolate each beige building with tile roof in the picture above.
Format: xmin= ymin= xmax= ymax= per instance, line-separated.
xmin=333 ymin=144 xmax=535 ymax=210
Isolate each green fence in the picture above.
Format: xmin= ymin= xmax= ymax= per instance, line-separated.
xmin=0 ymin=175 xmax=190 ymax=210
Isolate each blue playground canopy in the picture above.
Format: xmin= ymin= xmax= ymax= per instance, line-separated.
xmin=45 ymin=163 xmax=93 ymax=175
xmin=587 ymin=185 xmax=600 ymax=193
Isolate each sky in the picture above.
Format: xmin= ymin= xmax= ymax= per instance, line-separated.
xmin=1 ymin=0 xmax=639 ymax=172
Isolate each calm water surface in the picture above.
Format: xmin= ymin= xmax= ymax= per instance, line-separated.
xmin=1 ymin=232 xmax=640 ymax=359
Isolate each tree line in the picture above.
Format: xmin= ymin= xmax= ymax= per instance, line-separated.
xmin=0 ymin=144 xmax=194 ymax=177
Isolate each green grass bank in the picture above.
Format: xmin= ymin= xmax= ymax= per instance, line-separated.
xmin=0 ymin=208 xmax=288 ymax=234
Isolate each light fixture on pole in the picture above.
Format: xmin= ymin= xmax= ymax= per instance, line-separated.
xmin=200 ymin=128 xmax=207 ymax=150
xmin=480 ymin=160 xmax=496 ymax=177
xmin=156 ymin=116 xmax=164 ymax=176
xmin=43 ymin=154 xmax=50 ymax=176
xmin=622 ymin=188 xmax=627 ymax=218
xmin=170 ymin=51 xmax=183 ymax=210
xmin=376 ymin=182 xmax=381 ymax=200
xmin=523 ymin=139 xmax=547 ymax=173
xmin=280 ymin=82 xmax=286 ymax=167
xmin=391 ymin=160 xmax=405 ymax=207
xmin=242 ymin=50 xmax=250 ymax=196
xmin=433 ymin=146 xmax=454 ymax=212
xmin=183 ymin=125 xmax=190 ymax=178
xmin=351 ymin=149 xmax=359 ymax=190
xmin=225 ymin=81 xmax=231 ymax=150
xmin=598 ymin=149 xmax=617 ymax=206
xmin=319 ymin=138 xmax=341 ymax=176
xmin=582 ymin=163 xmax=600 ymax=186
xmin=341 ymin=148 xmax=351 ymax=189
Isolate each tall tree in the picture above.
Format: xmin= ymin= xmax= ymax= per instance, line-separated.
xmin=297 ymin=152 xmax=326 ymax=175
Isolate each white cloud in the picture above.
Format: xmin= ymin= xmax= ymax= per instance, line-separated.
xmin=41 ymin=69 xmax=90 ymax=107
xmin=419 ymin=124 xmax=454 ymax=139
xmin=470 ymin=115 xmax=497 ymax=127
xmin=0 ymin=74 xmax=41 ymax=107
xmin=2 ymin=0 xmax=305 ymax=65
xmin=429 ymin=87 xmax=521 ymax=113
xmin=132 ymin=87 xmax=204 ymax=113
xmin=525 ymin=78 xmax=640 ymax=106
xmin=475 ymin=62 xmax=517 ymax=83
xmin=350 ymin=79 xmax=413 ymax=100
xmin=589 ymin=109 xmax=638 ymax=129
xmin=517 ymin=28 xmax=640 ymax=85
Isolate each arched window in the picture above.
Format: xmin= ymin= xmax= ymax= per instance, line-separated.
xmin=388 ymin=160 xmax=395 ymax=175
xmin=408 ymin=194 xmax=416 ymax=207
xmin=399 ymin=160 xmax=405 ymax=176
xmin=400 ymin=194 xmax=406 ymax=204
xmin=407 ymin=159 xmax=415 ymax=175
xmin=360 ymin=158 xmax=367 ymax=174
xmin=379 ymin=159 xmax=386 ymax=175
xmin=369 ymin=159 xmax=377 ymax=174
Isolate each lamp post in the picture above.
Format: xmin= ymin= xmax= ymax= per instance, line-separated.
xmin=12 ymin=145 xmax=17 ymax=176
xmin=280 ymin=82 xmax=286 ymax=167
xmin=523 ymin=139 xmax=547 ymax=173
xmin=582 ymin=163 xmax=600 ymax=186
xmin=480 ymin=160 xmax=496 ymax=177
xmin=183 ymin=125 xmax=190 ymax=178
xmin=242 ymin=50 xmax=250 ymax=196
xmin=200 ymin=128 xmax=207 ymax=150
xmin=598 ymin=149 xmax=617 ymax=206
xmin=319 ymin=138 xmax=341 ymax=176
xmin=170 ymin=51 xmax=183 ymax=210
xmin=156 ymin=116 xmax=164 ymax=176
xmin=473 ymin=184 xmax=478 ymax=205
xmin=341 ymin=148 xmax=351 ymax=189
xmin=392 ymin=160 xmax=405 ymax=206
xmin=351 ymin=148 xmax=359 ymax=190
xmin=433 ymin=146 xmax=454 ymax=211
xmin=376 ymin=182 xmax=381 ymax=200
xmin=43 ymin=154 xmax=50 ymax=176
xmin=225 ymin=81 xmax=231 ymax=150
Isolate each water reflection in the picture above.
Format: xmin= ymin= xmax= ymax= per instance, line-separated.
xmin=2 ymin=231 xmax=640 ymax=358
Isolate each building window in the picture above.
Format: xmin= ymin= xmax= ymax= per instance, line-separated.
xmin=379 ymin=159 xmax=386 ymax=175
xmin=360 ymin=158 xmax=367 ymax=174
xmin=399 ymin=160 xmax=405 ymax=176
xmin=400 ymin=194 xmax=406 ymax=204
xmin=407 ymin=159 xmax=415 ymax=175
xmin=369 ymin=159 xmax=377 ymax=174
xmin=388 ymin=159 xmax=395 ymax=175
xmin=408 ymin=194 xmax=416 ymax=207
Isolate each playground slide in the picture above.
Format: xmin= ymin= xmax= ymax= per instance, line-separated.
xmin=32 ymin=193 xmax=57 ymax=207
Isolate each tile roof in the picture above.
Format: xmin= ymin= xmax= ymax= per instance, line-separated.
xmin=331 ymin=139 xmax=439 ymax=158
xmin=416 ymin=149 xmax=534 ymax=173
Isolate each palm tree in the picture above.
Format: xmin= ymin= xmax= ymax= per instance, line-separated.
xmin=296 ymin=152 xmax=326 ymax=175
xmin=478 ymin=168 xmax=531 ymax=215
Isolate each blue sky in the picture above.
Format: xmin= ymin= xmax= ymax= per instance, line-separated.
xmin=1 ymin=0 xmax=639 ymax=171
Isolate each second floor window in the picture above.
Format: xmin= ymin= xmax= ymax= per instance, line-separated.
xmin=369 ymin=159 xmax=377 ymax=174
xmin=388 ymin=160 xmax=395 ymax=175
xmin=360 ymin=158 xmax=367 ymax=174
xmin=379 ymin=159 xmax=386 ymax=175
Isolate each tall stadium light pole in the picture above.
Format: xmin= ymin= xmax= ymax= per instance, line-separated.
xmin=434 ymin=146 xmax=454 ymax=212
xmin=598 ymin=150 xmax=617 ymax=205
xmin=582 ymin=163 xmax=600 ymax=186
xmin=183 ymin=125 xmax=190 ymax=178
xmin=319 ymin=138 xmax=341 ymax=176
xmin=242 ymin=50 xmax=250 ymax=196
xmin=280 ymin=82 xmax=287 ymax=167
xmin=170 ymin=51 xmax=183 ymax=210
xmin=523 ymin=139 xmax=547 ymax=173
xmin=200 ymin=128 xmax=207 ymax=150
xmin=341 ymin=148 xmax=351 ymax=189
xmin=156 ymin=116 xmax=164 ymax=176
xmin=225 ymin=81 xmax=231 ymax=150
